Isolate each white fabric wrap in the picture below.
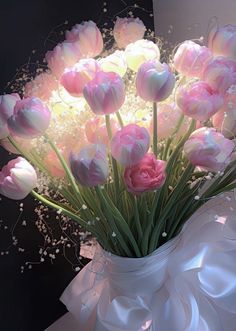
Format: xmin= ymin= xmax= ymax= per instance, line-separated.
xmin=47 ymin=192 xmax=236 ymax=330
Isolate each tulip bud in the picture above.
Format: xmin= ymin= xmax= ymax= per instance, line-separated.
xmin=99 ymin=50 xmax=127 ymax=77
xmin=113 ymin=17 xmax=146 ymax=49
xmin=184 ymin=127 xmax=234 ymax=172
xmin=177 ymin=81 xmax=223 ymax=121
xmin=208 ymin=25 xmax=236 ymax=59
xmin=46 ymin=41 xmax=81 ymax=79
xmin=125 ymin=39 xmax=160 ymax=72
xmin=83 ymin=71 xmax=125 ymax=115
xmin=124 ymin=153 xmax=166 ymax=195
xmin=70 ymin=144 xmax=109 ymax=187
xmin=202 ymin=57 xmax=236 ymax=94
xmin=173 ymin=40 xmax=212 ymax=78
xmin=66 ymin=21 xmax=103 ymax=58
xmin=136 ymin=60 xmax=175 ymax=102
xmin=8 ymin=97 xmax=51 ymax=139
xmin=111 ymin=124 xmax=150 ymax=166
xmin=0 ymin=157 xmax=37 ymax=200
xmin=61 ymin=59 xmax=101 ymax=97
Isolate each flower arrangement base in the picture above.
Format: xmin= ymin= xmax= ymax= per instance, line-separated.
xmin=46 ymin=192 xmax=236 ymax=331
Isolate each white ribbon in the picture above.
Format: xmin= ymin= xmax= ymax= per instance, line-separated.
xmin=50 ymin=191 xmax=236 ymax=330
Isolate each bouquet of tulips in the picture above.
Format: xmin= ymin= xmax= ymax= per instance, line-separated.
xmin=1 ymin=18 xmax=236 ymax=258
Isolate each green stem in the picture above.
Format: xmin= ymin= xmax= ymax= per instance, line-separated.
xmin=31 ymin=190 xmax=98 ymax=236
xmin=96 ymin=186 xmax=141 ymax=257
xmin=105 ymin=115 xmax=120 ymax=201
xmin=141 ymin=190 xmax=160 ymax=255
xmin=95 ymin=187 xmax=131 ymax=256
xmin=7 ymin=136 xmax=46 ymax=173
xmin=153 ymin=102 xmax=158 ymax=157
xmin=134 ymin=196 xmax=143 ymax=244
xmin=43 ymin=133 xmax=82 ymax=204
xmin=116 ymin=111 xmax=124 ymax=128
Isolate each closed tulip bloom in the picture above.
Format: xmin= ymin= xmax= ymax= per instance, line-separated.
xmin=46 ymin=42 xmax=81 ymax=79
xmin=111 ymin=124 xmax=150 ymax=166
xmin=177 ymin=81 xmax=223 ymax=121
xmin=208 ymin=25 xmax=236 ymax=59
xmin=125 ymin=39 xmax=160 ymax=72
xmin=124 ymin=153 xmax=166 ymax=195
xmin=61 ymin=59 xmax=101 ymax=97
xmin=173 ymin=40 xmax=212 ymax=78
xmin=70 ymin=144 xmax=109 ymax=187
xmin=8 ymin=97 xmax=51 ymax=139
xmin=184 ymin=127 xmax=234 ymax=172
xmin=113 ymin=17 xmax=146 ymax=49
xmin=136 ymin=60 xmax=175 ymax=102
xmin=202 ymin=57 xmax=236 ymax=94
xmin=0 ymin=157 xmax=37 ymax=200
xmin=85 ymin=117 xmax=119 ymax=145
xmin=65 ymin=21 xmax=103 ymax=58
xmin=0 ymin=93 xmax=21 ymax=122
xmin=99 ymin=50 xmax=127 ymax=77
xmin=83 ymin=71 xmax=125 ymax=115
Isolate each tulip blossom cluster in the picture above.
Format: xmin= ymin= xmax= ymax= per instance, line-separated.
xmin=1 ymin=17 xmax=236 ymax=257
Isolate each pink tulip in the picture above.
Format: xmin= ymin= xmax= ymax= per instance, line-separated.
xmin=0 ymin=93 xmax=21 ymax=122
xmin=125 ymin=39 xmax=160 ymax=72
xmin=173 ymin=40 xmax=212 ymax=78
xmin=65 ymin=21 xmax=103 ymax=58
xmin=85 ymin=117 xmax=119 ymax=145
xmin=208 ymin=25 xmax=236 ymax=59
xmin=202 ymin=57 xmax=236 ymax=94
xmin=24 ymin=72 xmax=58 ymax=101
xmin=8 ymin=97 xmax=51 ymax=139
xmin=111 ymin=124 xmax=150 ymax=166
xmin=113 ymin=17 xmax=146 ymax=49
xmin=136 ymin=60 xmax=175 ymax=102
xmin=45 ymin=42 xmax=81 ymax=79
xmin=184 ymin=127 xmax=234 ymax=172
xmin=149 ymin=103 xmax=191 ymax=140
xmin=70 ymin=144 xmax=109 ymax=187
xmin=61 ymin=59 xmax=101 ymax=97
xmin=83 ymin=71 xmax=125 ymax=115
xmin=0 ymin=157 xmax=37 ymax=200
xmin=177 ymin=81 xmax=223 ymax=121
xmin=124 ymin=153 xmax=166 ymax=195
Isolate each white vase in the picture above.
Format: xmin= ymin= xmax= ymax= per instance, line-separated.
xmin=46 ymin=191 xmax=236 ymax=331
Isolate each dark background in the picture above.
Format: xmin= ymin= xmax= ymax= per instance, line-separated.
xmin=0 ymin=1 xmax=154 ymax=330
